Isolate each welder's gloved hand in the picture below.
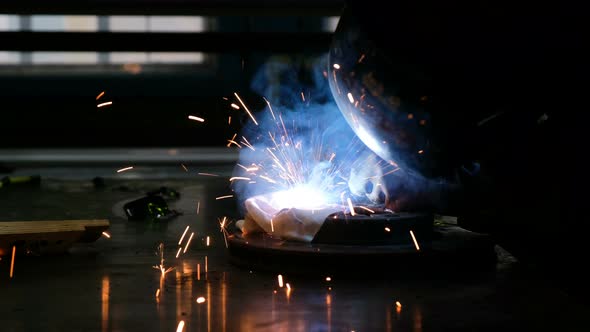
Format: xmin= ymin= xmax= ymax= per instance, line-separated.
xmin=348 ymin=150 xmax=389 ymax=204
xmin=237 ymin=192 xmax=342 ymax=242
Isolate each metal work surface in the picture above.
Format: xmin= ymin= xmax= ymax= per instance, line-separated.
xmin=0 ymin=167 xmax=588 ymax=331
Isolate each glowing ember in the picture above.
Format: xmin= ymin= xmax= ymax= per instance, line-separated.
xmin=97 ymin=101 xmax=113 ymax=108
xmin=155 ymin=289 xmax=160 ymax=298
xmin=188 ymin=115 xmax=205 ymax=122
xmin=175 ymin=247 xmax=182 ymax=258
xmin=116 ymin=166 xmax=133 ymax=173
xmin=410 ymin=230 xmax=420 ymax=251
xmin=197 ymin=263 xmax=201 ymax=280
xmin=96 ymin=91 xmax=105 ymax=100
xmin=178 ymin=226 xmax=190 ymax=245
xmin=286 ymin=283 xmax=291 ymax=290
xmin=196 ymin=297 xmax=206 ymax=303
xmin=384 ymin=227 xmax=391 ymax=232
xmin=325 ymin=276 xmax=332 ymax=282
xmin=10 ymin=245 xmax=15 ymax=278
xmin=176 ymin=320 xmax=185 ymax=332
xmin=206 ymin=236 xmax=210 ymax=246
xmin=230 ymin=103 xmax=240 ymax=110
xmin=333 ymin=63 xmax=341 ymax=69
xmin=101 ymin=231 xmax=111 ymax=238
xmin=216 ymin=195 xmax=233 ymax=200
xmin=278 ymin=274 xmax=284 ymax=288
xmin=183 ymin=232 xmax=194 ymax=253
xmin=395 ymin=301 xmax=402 ymax=308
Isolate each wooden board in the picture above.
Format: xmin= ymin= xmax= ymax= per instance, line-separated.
xmin=0 ymin=219 xmax=109 ymax=256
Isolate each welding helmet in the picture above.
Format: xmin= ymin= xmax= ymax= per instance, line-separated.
xmin=328 ymin=0 xmax=566 ymax=180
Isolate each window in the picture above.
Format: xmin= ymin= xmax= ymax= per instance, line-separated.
xmin=0 ymin=15 xmax=207 ymax=67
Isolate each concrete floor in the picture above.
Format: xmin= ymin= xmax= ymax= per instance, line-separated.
xmin=0 ymin=166 xmax=589 ymax=331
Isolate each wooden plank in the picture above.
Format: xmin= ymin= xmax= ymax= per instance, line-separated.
xmin=0 ymin=219 xmax=110 ymax=256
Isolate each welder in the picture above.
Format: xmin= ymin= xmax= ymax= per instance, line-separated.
xmin=329 ymin=0 xmax=586 ymax=293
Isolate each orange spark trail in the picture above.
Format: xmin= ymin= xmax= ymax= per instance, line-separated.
xmin=234 ymin=92 xmax=258 ymax=125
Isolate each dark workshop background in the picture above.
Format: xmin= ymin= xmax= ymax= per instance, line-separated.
xmin=0 ymin=0 xmax=342 ymax=148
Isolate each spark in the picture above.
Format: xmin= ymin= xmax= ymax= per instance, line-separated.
xmin=227 ymin=133 xmax=238 ymax=147
xmin=10 ymin=245 xmax=15 ymax=278
xmin=176 ymin=320 xmax=185 ymax=332
xmin=325 ymin=276 xmax=332 ymax=282
xmin=263 ymin=96 xmax=276 ymax=120
xmin=153 ymin=243 xmax=175 ymax=278
xmin=97 ymin=101 xmax=113 ymax=108
xmin=418 ymin=150 xmax=424 ymax=154
xmin=410 ymin=230 xmax=420 ymax=251
xmin=259 ymin=175 xmax=277 ymax=184
xmin=216 ymin=195 xmax=233 ymax=200
xmin=197 ymin=200 xmax=200 ymax=214
xmin=222 ymin=97 xmax=228 ymax=101
xmin=346 ymin=197 xmax=356 ymax=216
xmin=229 ymin=176 xmax=251 ymax=182
xmin=181 ymin=164 xmax=188 ymax=172
xmin=101 ymin=231 xmax=111 ymax=238
xmin=347 ymin=92 xmax=354 ymax=103
xmin=228 ymin=116 xmax=232 ymax=125
xmin=116 ymin=166 xmax=133 ymax=173
xmin=178 ymin=226 xmax=190 ymax=245
xmin=219 ymin=217 xmax=229 ymax=248
xmin=241 ymin=136 xmax=255 ymax=151
xmin=206 ymin=236 xmax=210 ymax=246
xmin=155 ymin=289 xmax=160 ymax=298
xmin=357 ymin=54 xmax=365 ymax=63
xmin=205 ymin=256 xmax=208 ymax=274
xmin=227 ymin=140 xmax=241 ymax=148
xmin=385 ymin=227 xmax=391 ymax=232
xmin=286 ymin=283 xmax=291 ymax=290
xmin=197 ymin=263 xmax=201 ymax=280
xmin=333 ymin=63 xmax=341 ymax=69
xmin=188 ymin=115 xmax=205 ymax=122
xmin=301 ymin=91 xmax=306 ymax=102
xmin=270 ymin=218 xmax=274 ymax=232
xmin=234 ymin=92 xmax=258 ymax=125
xmin=396 ymin=301 xmax=402 ymax=308
xmin=198 ymin=172 xmax=219 ymax=177
xmin=196 ymin=297 xmax=206 ymax=303
xmin=230 ymin=103 xmax=240 ymax=110
xmin=175 ymin=247 xmax=182 ymax=258
xmin=278 ymin=274 xmax=284 ymax=288
xmin=96 ymin=91 xmax=105 ymax=100
xmin=183 ymin=232 xmax=194 ymax=253
xmin=358 ymin=206 xmax=375 ymax=214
